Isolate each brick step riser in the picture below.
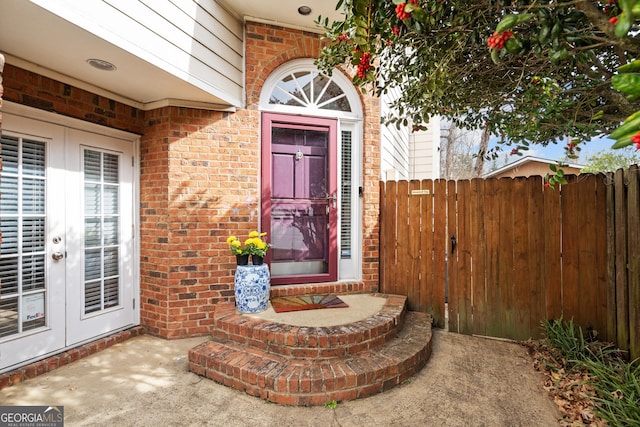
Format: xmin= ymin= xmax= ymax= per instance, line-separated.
xmin=188 ymin=347 xmax=431 ymax=406
xmin=211 ymin=293 xmax=407 ymax=359
xmin=189 ymin=311 xmax=433 ymax=406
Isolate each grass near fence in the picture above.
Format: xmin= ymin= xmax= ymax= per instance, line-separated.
xmin=540 ymin=318 xmax=640 ymax=425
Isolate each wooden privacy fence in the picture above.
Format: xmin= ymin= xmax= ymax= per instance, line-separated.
xmin=379 ymin=165 xmax=639 ymax=359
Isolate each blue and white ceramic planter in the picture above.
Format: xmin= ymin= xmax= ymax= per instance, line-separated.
xmin=234 ymin=264 xmax=270 ymax=313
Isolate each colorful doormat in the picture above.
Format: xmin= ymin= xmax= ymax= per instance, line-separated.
xmin=270 ymin=294 xmax=349 ymax=313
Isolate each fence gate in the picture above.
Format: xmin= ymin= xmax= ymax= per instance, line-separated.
xmin=380 ymin=175 xmax=611 ymax=342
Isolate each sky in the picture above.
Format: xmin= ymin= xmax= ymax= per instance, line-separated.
xmin=488 ymin=134 xmax=616 ymax=168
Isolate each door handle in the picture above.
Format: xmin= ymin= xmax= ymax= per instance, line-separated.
xmin=326 ymin=192 xmax=337 ymax=209
xmin=52 ymin=252 xmax=65 ymax=261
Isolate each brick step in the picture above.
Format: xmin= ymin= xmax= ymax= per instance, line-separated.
xmin=188 ymin=311 xmax=432 ymax=406
xmin=211 ymin=294 xmax=407 ymax=359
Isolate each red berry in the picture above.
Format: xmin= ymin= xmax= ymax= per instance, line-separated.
xmin=609 ymin=16 xmax=619 ymax=24
xmin=395 ymin=3 xmax=411 ymax=20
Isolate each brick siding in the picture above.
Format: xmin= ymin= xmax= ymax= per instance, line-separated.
xmin=1 ymin=64 xmax=144 ymax=134
xmin=0 ymin=22 xmax=381 ymax=341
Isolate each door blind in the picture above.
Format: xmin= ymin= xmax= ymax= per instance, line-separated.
xmin=0 ymin=135 xmax=47 ymax=338
xmin=340 ymin=131 xmax=352 ymax=259
xmin=83 ymin=149 xmax=120 ymax=314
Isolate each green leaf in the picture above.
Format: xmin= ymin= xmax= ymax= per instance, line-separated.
xmin=491 ymin=48 xmax=500 ymax=64
xmin=412 ymin=8 xmax=426 ymax=21
xmin=538 ymin=25 xmax=551 ymax=44
xmin=405 ymin=3 xmax=418 ymax=13
xmin=505 ymin=37 xmax=523 ymax=53
xmin=550 ymin=47 xmax=569 ymax=64
xmin=612 ymin=73 xmax=640 ymax=96
xmin=516 ymin=13 xmax=534 ymax=24
xmin=554 ymin=176 xmax=568 ymax=185
xmin=615 ymin=13 xmax=633 ymax=37
xmin=611 ymin=135 xmax=633 ymax=149
xmin=354 ymin=0 xmax=368 ymax=15
xmin=619 ymin=60 xmax=640 ymax=74
xmin=564 ymin=11 xmax=585 ymax=23
xmin=551 ymin=20 xmax=562 ymax=39
xmin=355 ymin=27 xmax=368 ymax=37
xmin=496 ymin=15 xmax=519 ymax=33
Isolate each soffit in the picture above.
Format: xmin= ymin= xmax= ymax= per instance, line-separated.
xmin=0 ymin=1 xmax=342 ymax=111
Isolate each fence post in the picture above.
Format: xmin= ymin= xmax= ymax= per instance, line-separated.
xmin=627 ymin=165 xmax=640 ymax=360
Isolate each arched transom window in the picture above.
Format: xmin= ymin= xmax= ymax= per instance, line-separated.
xmin=260 ymin=59 xmax=362 ymax=119
xmin=268 ymin=70 xmax=351 ymax=112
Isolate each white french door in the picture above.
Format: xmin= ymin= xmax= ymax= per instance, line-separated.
xmin=65 ymin=129 xmax=135 ymax=345
xmin=0 ymin=107 xmax=137 ymax=372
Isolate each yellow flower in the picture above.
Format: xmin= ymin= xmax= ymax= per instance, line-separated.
xmin=249 ymin=231 xmax=259 ymax=238
xmin=245 ymin=238 xmax=255 ymax=246
xmin=226 ymin=236 xmax=237 ymax=244
xmin=231 ymin=240 xmax=241 ymax=247
xmin=256 ymin=240 xmax=266 ymax=249
xmin=260 ymin=232 xmax=267 ymax=237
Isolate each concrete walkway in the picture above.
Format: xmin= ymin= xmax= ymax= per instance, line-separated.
xmin=0 ymin=330 xmax=561 ymax=426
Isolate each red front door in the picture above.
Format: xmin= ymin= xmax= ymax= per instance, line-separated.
xmin=261 ymin=113 xmax=338 ymax=284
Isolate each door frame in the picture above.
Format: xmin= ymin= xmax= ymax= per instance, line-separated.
xmin=0 ymin=101 xmax=140 ymax=373
xmin=261 ymin=112 xmax=338 ymax=284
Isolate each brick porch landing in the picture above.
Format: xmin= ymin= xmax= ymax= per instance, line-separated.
xmin=188 ymin=294 xmax=433 ymax=406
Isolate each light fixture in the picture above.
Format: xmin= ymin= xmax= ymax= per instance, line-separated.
xmin=86 ymin=58 xmax=117 ymax=71
xmin=297 ymin=5 xmax=312 ymax=15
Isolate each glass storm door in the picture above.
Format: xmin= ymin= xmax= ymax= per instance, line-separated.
xmin=0 ymin=113 xmax=135 ymax=372
xmin=261 ymin=113 xmax=338 ymax=284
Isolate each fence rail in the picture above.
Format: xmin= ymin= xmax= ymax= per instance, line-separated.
xmin=379 ymin=165 xmax=639 ymax=359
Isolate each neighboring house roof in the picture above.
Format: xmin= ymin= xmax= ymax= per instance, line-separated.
xmin=483 ymin=156 xmax=584 ymax=179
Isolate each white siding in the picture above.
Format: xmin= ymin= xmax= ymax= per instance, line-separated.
xmin=380 ymin=87 xmax=410 ymax=181
xmin=380 ymin=86 xmax=441 ymax=180
xmin=409 ymin=116 xmax=441 ymax=179
xmin=33 ymin=0 xmax=243 ymax=106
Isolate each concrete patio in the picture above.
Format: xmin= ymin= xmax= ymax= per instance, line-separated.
xmin=0 ymin=328 xmax=561 ymax=426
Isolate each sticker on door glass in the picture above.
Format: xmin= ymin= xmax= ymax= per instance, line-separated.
xmin=22 ymin=294 xmax=45 ymax=322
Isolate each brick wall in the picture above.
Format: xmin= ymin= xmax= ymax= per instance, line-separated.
xmin=0 ymin=22 xmax=382 ymax=340
xmin=139 ymin=106 xmax=261 ymax=338
xmin=1 ymin=65 xmax=144 ymax=134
